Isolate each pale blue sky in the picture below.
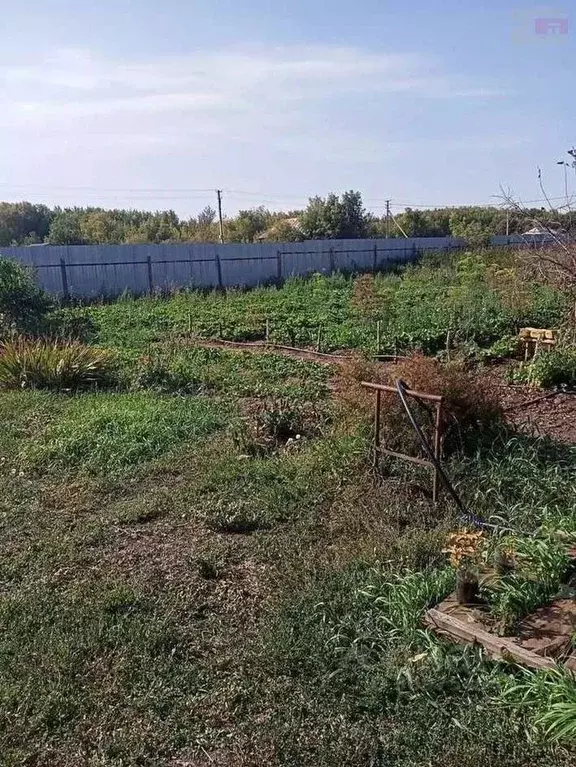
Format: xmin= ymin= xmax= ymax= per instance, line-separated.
xmin=1 ymin=1 xmax=574 ymax=216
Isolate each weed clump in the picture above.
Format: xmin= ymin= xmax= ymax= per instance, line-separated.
xmin=0 ymin=338 xmax=116 ymax=390
xmin=232 ymin=398 xmax=328 ymax=456
xmin=511 ymin=347 xmax=576 ymax=388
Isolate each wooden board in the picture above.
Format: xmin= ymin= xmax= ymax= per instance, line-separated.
xmin=425 ymin=608 xmax=557 ymax=670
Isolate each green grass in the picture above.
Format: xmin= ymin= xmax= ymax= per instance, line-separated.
xmin=128 ymin=346 xmax=330 ymax=401
xmin=0 ymin=251 xmax=575 ymax=765
xmin=0 ymin=581 xmax=205 ymax=766
xmin=22 ymin=391 xmax=228 ymax=476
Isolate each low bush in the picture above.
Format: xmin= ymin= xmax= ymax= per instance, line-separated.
xmin=514 ymin=347 xmax=576 ymax=388
xmin=0 ymin=338 xmax=116 ymax=390
xmin=0 ymin=257 xmax=52 ymax=336
xmin=339 ymin=353 xmax=502 ymax=455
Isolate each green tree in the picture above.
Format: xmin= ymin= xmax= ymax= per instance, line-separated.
xmin=226 ymin=207 xmax=272 ymax=243
xmin=300 ymin=191 xmax=369 ymax=239
xmin=47 ymin=210 xmax=86 ymax=245
xmin=180 ymin=207 xmax=218 ymax=242
xmin=0 ymin=203 xmax=53 ymax=246
xmin=449 ymin=207 xmax=498 ymax=246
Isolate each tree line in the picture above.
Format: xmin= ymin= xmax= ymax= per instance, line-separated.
xmin=0 ymin=192 xmax=571 ymax=248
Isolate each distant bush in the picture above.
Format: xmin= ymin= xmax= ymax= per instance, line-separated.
xmin=0 ymin=338 xmax=116 ymax=390
xmin=0 ymin=257 xmax=51 ymax=336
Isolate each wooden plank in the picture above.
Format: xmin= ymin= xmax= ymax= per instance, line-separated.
xmin=425 ymin=608 xmax=557 ymax=671
xmin=360 ymin=381 xmax=443 ymax=403
xmin=377 ymin=447 xmax=433 ymax=469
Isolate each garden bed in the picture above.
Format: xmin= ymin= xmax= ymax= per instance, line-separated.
xmin=426 ymin=592 xmax=576 ymax=671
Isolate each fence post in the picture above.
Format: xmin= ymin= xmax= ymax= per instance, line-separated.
xmin=214 ymin=252 xmax=223 ymax=289
xmin=146 ymin=256 xmax=154 ymax=294
xmin=59 ymin=258 xmax=69 ymax=299
xmin=373 ymin=242 xmax=378 ymax=271
xmin=329 ymin=247 xmax=335 ymax=273
xmin=374 ymin=389 xmax=381 ymax=470
xmin=276 ymin=250 xmax=282 ymax=282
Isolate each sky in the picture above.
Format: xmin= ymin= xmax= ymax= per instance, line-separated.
xmin=0 ymin=0 xmax=574 ymax=218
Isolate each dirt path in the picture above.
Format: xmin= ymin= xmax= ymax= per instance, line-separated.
xmin=190 ymin=337 xmax=352 ymax=365
xmin=484 ymin=368 xmax=576 ymax=444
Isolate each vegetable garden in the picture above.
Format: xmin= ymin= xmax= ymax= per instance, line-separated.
xmin=0 ymin=247 xmax=575 ymax=766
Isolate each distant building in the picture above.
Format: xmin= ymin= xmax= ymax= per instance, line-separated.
xmin=255 ymin=216 xmax=303 ymax=241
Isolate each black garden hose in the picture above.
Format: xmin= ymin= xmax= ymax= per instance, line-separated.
xmin=395 ymin=378 xmax=520 ymax=534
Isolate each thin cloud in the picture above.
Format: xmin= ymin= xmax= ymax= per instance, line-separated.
xmin=0 ymin=45 xmax=505 ymax=129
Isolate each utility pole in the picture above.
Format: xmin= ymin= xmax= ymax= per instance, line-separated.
xmin=557 ymin=161 xmax=572 ymax=231
xmin=216 ymin=189 xmax=224 ymax=243
xmin=385 ymin=199 xmax=391 ymax=238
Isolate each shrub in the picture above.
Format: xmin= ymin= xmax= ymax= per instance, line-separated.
xmin=390 ymin=355 xmax=501 ymax=429
xmin=0 ymin=338 xmax=116 ymax=390
xmin=0 ymin=257 xmax=51 ymax=336
xmin=518 ymin=347 xmax=576 ymax=388
xmin=341 ymin=354 xmax=502 ymax=455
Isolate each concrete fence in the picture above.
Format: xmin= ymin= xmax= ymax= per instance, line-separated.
xmin=0 ymin=234 xmax=540 ymax=299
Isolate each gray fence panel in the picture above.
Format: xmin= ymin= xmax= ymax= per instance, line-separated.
xmin=151 ymin=244 xmax=192 ymax=291
xmin=337 ymin=241 xmax=371 ymax=271
xmin=281 ymin=240 xmax=332 ymax=278
xmin=219 ymin=242 xmax=277 ymax=287
xmin=0 ymin=235 xmax=546 ymax=298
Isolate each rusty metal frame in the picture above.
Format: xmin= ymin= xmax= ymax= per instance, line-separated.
xmin=361 ymin=381 xmax=444 ymax=503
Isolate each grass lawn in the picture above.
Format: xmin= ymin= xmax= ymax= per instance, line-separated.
xmin=1 ymin=250 xmax=575 ymax=766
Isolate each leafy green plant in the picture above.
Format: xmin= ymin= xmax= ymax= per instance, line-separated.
xmin=65 ymin=252 xmax=568 ymax=357
xmin=480 ymin=536 xmax=570 ymax=633
xmin=479 ymin=335 xmax=521 ymax=362
xmin=502 ymin=668 xmax=576 ymax=742
xmin=0 ymin=338 xmax=116 ymax=390
xmin=517 ymin=347 xmax=576 ymax=388
xmin=0 ymin=257 xmax=52 ymax=336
